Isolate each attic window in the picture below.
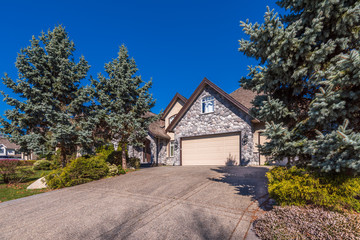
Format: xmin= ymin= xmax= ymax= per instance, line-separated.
xmin=201 ymin=96 xmax=214 ymax=113
xmin=169 ymin=115 xmax=176 ymax=124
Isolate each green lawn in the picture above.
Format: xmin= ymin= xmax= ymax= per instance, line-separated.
xmin=0 ymin=167 xmax=52 ymax=203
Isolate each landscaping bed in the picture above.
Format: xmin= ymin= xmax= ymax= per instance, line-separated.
xmin=252 ymin=166 xmax=360 ymax=239
xmin=0 ymin=167 xmax=52 ymax=203
xmin=253 ymin=206 xmax=360 ymax=240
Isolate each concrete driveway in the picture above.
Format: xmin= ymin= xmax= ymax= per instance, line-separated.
xmin=0 ymin=166 xmax=269 ymax=240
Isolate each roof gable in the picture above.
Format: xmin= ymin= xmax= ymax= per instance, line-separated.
xmin=166 ymin=78 xmax=258 ymax=132
xmin=161 ymin=93 xmax=187 ymax=120
xmin=0 ymin=138 xmax=20 ymax=149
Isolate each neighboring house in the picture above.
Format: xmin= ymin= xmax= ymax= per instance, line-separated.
xmin=129 ymin=77 xmax=268 ymax=166
xmin=0 ymin=136 xmax=37 ymax=160
xmin=0 ymin=137 xmax=21 ymax=159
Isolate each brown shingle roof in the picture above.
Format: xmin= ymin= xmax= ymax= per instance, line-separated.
xmin=229 ymin=88 xmax=259 ymax=110
xmin=149 ymin=120 xmax=170 ymax=139
xmin=0 ymin=137 xmax=20 ymax=149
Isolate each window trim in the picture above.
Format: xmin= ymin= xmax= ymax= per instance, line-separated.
xmin=201 ymin=96 xmax=215 ymax=114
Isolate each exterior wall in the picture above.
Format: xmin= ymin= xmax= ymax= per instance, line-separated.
xmin=128 ymin=133 xmax=167 ymax=165
xmin=163 ymin=100 xmax=184 ymax=160
xmin=170 ymin=86 xmax=256 ymax=166
xmin=164 ymin=101 xmax=184 ymax=130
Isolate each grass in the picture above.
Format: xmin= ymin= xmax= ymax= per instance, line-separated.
xmin=0 ymin=167 xmax=52 ymax=203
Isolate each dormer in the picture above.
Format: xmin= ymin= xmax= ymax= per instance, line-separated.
xmin=161 ymin=93 xmax=187 ymax=130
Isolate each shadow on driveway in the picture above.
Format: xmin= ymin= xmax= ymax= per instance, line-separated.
xmin=209 ymin=166 xmax=271 ymax=210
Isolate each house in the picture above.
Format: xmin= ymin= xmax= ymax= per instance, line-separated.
xmin=0 ymin=136 xmax=21 ymax=159
xmin=128 ymin=77 xmax=268 ymax=166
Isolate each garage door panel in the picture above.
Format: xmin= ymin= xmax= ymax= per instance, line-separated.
xmin=181 ymin=133 xmax=240 ymax=165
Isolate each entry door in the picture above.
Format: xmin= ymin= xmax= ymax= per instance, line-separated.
xmin=143 ymin=139 xmax=151 ymax=163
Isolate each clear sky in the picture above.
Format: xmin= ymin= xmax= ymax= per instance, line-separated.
xmin=0 ymin=0 xmax=283 ymax=117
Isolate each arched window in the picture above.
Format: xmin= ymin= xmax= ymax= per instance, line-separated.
xmin=169 ymin=114 xmax=176 ymax=124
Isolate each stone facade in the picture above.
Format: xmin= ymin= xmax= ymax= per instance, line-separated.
xmin=170 ymin=86 xmax=256 ymax=166
xmin=128 ymin=133 xmax=169 ymax=165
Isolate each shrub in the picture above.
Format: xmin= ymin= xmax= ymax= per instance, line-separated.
xmin=107 ymin=151 xmax=123 ymax=165
xmin=253 ymin=206 xmax=360 ymax=240
xmin=107 ymin=163 xmax=119 ymax=176
xmin=118 ymin=165 xmax=126 ymax=174
xmin=128 ymin=157 xmax=140 ymax=169
xmin=45 ymin=156 xmax=109 ymax=189
xmin=0 ymin=159 xmax=20 ymax=183
xmin=18 ymin=160 xmax=37 ymax=166
xmin=267 ymin=166 xmax=360 ymax=212
xmin=33 ymin=160 xmax=52 ymax=170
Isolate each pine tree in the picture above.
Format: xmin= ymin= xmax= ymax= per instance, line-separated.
xmin=93 ymin=45 xmax=156 ymax=170
xmin=239 ymin=1 xmax=360 ymax=173
xmin=0 ymin=25 xmax=93 ymax=167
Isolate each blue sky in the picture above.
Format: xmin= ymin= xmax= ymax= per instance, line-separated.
xmin=0 ymin=0 xmax=283 ymax=116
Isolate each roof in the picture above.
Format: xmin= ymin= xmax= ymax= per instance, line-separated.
xmin=229 ymin=87 xmax=259 ymax=110
xmin=166 ymin=77 xmax=260 ymax=132
xmin=161 ymin=93 xmax=187 ymax=120
xmin=0 ymin=137 xmax=20 ymax=149
xmin=148 ymin=120 xmax=170 ymax=139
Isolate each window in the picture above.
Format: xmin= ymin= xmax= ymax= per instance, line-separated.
xmin=7 ymin=149 xmax=15 ymax=155
xmin=202 ymin=96 xmax=214 ymax=113
xmin=169 ymin=141 xmax=174 ymax=157
xmin=0 ymin=148 xmax=4 ymax=154
xmin=169 ymin=115 xmax=176 ymax=124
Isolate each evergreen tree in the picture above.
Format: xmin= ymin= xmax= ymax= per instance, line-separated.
xmin=93 ymin=45 xmax=156 ymax=170
xmin=0 ymin=25 xmax=92 ymax=167
xmin=239 ymin=1 xmax=360 ymax=173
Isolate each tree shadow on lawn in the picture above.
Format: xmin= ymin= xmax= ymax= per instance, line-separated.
xmin=209 ymin=166 xmax=272 ymax=211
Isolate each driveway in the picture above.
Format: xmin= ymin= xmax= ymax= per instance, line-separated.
xmin=0 ymin=166 xmax=269 ymax=240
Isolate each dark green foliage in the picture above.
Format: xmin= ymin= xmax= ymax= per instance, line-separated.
xmin=267 ymin=167 xmax=360 ymax=212
xmin=128 ymin=157 xmax=140 ymax=169
xmin=0 ymin=25 xmax=93 ymax=167
xmin=118 ymin=165 xmax=126 ymax=175
xmin=92 ymin=45 xmax=156 ymax=169
xmin=107 ymin=151 xmax=123 ymax=166
xmin=239 ymin=0 xmax=360 ymax=173
xmin=33 ymin=160 xmax=52 ymax=170
xmin=45 ymin=156 xmax=109 ymax=189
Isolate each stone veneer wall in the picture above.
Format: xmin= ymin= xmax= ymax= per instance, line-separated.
xmin=170 ymin=86 xmax=257 ymax=166
xmin=128 ymin=134 xmax=169 ymax=165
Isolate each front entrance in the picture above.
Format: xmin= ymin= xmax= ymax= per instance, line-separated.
xmin=143 ymin=139 xmax=151 ymax=163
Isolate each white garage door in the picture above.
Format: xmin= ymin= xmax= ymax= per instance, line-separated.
xmin=181 ymin=133 xmax=241 ymax=165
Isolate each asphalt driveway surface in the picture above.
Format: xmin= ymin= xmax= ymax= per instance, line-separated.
xmin=0 ymin=166 xmax=269 ymax=240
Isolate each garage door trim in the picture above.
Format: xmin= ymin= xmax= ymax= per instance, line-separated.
xmin=180 ymin=131 xmax=242 ymax=166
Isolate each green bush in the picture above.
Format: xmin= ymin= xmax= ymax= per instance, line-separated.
xmin=128 ymin=157 xmax=140 ymax=169
xmin=45 ymin=156 xmax=109 ymax=189
xmin=33 ymin=160 xmax=52 ymax=170
xmin=118 ymin=165 xmax=126 ymax=174
xmin=107 ymin=151 xmax=123 ymax=165
xmin=18 ymin=160 xmax=37 ymax=166
xmin=267 ymin=166 xmax=360 ymax=212
xmin=0 ymin=160 xmax=20 ymax=183
xmin=107 ymin=163 xmax=119 ymax=176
